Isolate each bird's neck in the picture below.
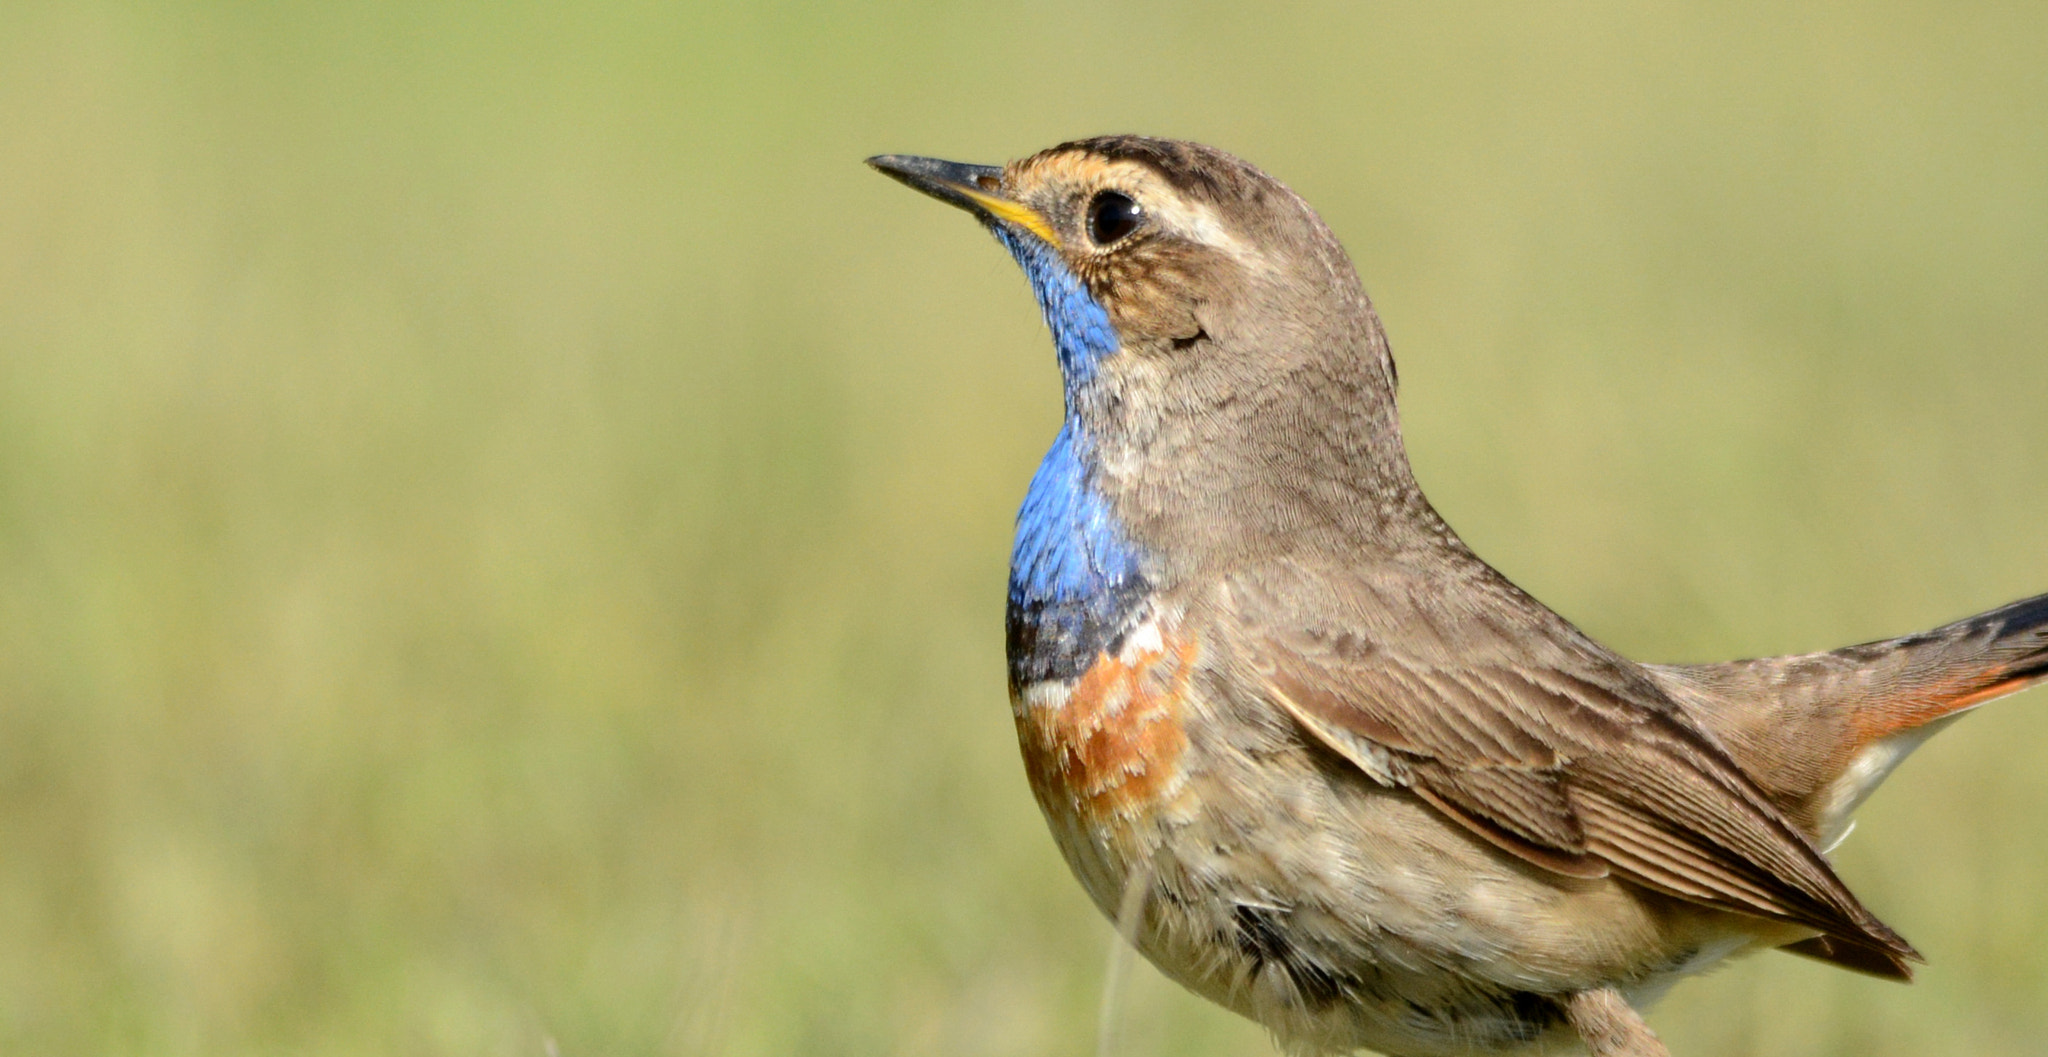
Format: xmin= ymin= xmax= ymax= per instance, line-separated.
xmin=1006 ymin=422 xmax=1152 ymax=689
xmin=999 ymin=227 xmax=1154 ymax=689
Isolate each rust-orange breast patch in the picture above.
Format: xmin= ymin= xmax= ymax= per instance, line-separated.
xmin=1016 ymin=629 xmax=1199 ymax=822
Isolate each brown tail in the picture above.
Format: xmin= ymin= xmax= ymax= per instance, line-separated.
xmin=1646 ymin=592 xmax=2048 ymax=978
xmin=1650 ymin=591 xmax=2048 ymax=837
xmin=1826 ymin=592 xmax=2048 ymax=739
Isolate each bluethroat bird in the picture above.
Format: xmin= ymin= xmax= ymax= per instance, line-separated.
xmin=867 ymin=137 xmax=2048 ymax=1056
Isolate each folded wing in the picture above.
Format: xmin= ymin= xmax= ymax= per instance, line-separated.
xmin=1222 ymin=566 xmax=1920 ymax=979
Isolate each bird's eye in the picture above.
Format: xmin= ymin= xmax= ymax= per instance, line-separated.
xmin=1086 ymin=190 xmax=1143 ymax=246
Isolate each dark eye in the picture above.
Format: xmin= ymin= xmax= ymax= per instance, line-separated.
xmin=1086 ymin=190 xmax=1143 ymax=246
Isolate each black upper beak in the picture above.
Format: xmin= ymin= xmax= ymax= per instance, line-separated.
xmin=866 ymin=154 xmax=1007 ymax=213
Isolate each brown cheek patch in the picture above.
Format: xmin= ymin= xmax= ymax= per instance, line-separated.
xmin=1018 ymin=631 xmax=1199 ymax=822
xmin=1077 ymin=240 xmax=1208 ymax=328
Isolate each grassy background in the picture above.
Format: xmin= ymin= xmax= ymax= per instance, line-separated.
xmin=3 ymin=2 xmax=2046 ymax=1054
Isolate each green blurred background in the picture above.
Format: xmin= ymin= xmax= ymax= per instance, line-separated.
xmin=2 ymin=2 xmax=2045 ymax=1054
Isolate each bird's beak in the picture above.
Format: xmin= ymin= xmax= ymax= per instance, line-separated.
xmin=866 ymin=154 xmax=1060 ymax=247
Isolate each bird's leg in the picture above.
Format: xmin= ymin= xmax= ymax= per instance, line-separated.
xmin=1564 ymin=988 xmax=1668 ymax=1057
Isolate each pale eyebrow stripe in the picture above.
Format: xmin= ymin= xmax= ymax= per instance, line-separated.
xmin=1155 ymin=197 xmax=1272 ymax=273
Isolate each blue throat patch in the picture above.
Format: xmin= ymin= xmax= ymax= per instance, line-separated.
xmin=994 ymin=228 xmax=1152 ymax=688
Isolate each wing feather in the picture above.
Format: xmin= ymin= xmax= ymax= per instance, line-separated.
xmin=1227 ymin=568 xmax=1918 ymax=972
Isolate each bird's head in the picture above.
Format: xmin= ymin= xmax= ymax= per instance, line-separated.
xmin=871 ymin=136 xmax=1420 ymax=556
xmin=870 ymin=136 xmax=1393 ymax=395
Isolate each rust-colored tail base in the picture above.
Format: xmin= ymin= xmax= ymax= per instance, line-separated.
xmin=1825 ymin=592 xmax=2048 ymax=754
